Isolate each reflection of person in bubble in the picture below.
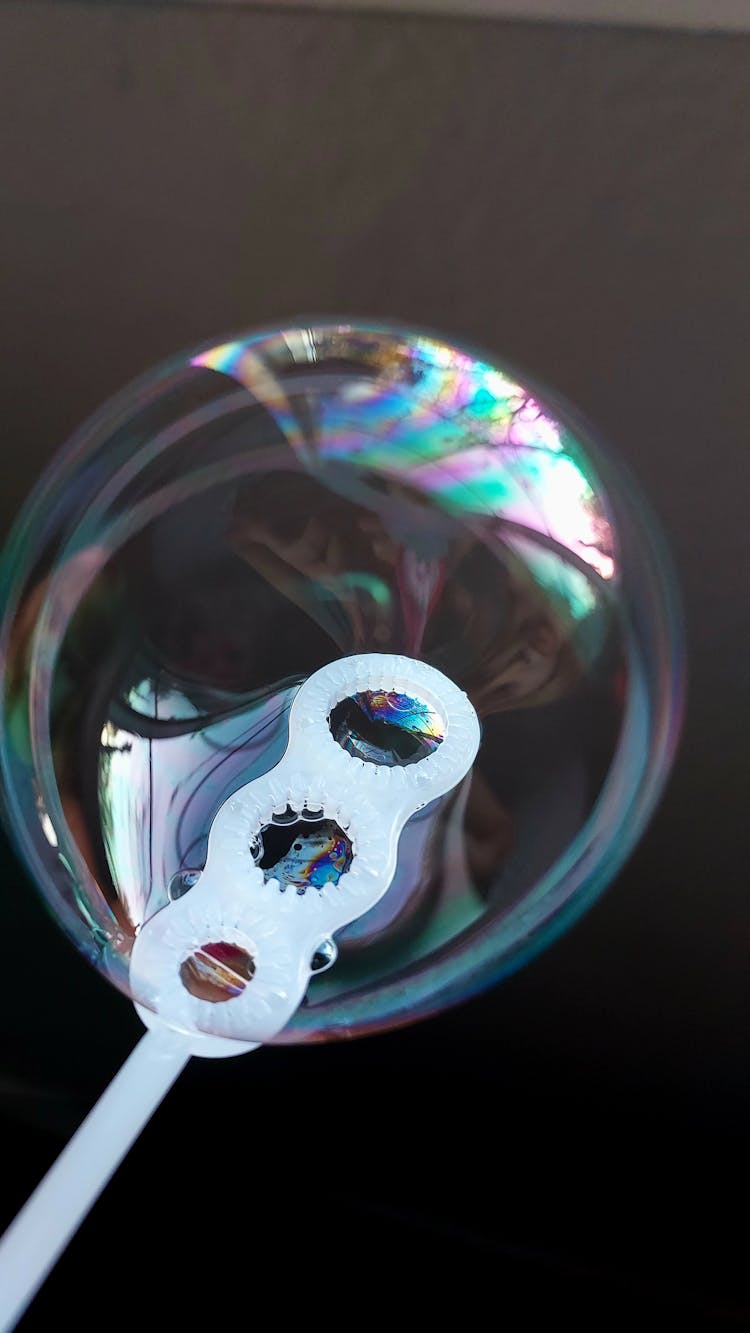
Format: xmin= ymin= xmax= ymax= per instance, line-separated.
xmin=8 ymin=464 xmax=617 ymax=953
xmin=230 ymin=471 xmax=402 ymax=653
xmin=229 ymin=471 xmax=584 ymax=714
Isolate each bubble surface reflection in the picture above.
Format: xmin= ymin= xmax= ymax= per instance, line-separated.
xmin=0 ymin=320 xmax=682 ymax=1044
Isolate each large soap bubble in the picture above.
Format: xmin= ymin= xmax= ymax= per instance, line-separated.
xmin=0 ymin=320 xmax=682 ymax=1044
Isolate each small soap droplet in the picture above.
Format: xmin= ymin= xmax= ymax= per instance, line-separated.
xmin=168 ymin=868 xmax=202 ymax=901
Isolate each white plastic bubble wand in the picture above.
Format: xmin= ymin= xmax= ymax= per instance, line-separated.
xmin=0 ymin=653 xmax=480 ymax=1330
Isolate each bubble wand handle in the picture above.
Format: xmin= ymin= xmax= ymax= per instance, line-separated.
xmin=0 ymin=1028 xmax=195 ymax=1332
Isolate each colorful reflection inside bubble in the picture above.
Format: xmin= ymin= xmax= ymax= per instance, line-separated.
xmin=329 ymin=690 xmax=444 ymax=766
xmin=180 ymin=941 xmax=256 ymax=1004
xmin=252 ymin=814 xmax=353 ymax=894
xmin=0 ymin=320 xmax=682 ymax=1044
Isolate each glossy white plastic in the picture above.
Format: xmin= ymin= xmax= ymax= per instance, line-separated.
xmin=130 ymin=653 xmax=480 ymax=1048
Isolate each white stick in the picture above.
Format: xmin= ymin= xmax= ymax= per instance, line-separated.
xmin=0 ymin=1028 xmax=191 ymax=1331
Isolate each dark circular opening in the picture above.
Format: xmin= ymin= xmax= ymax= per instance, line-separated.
xmin=329 ymin=690 xmax=444 ymax=767
xmin=252 ymin=811 xmax=353 ymax=895
xmin=179 ymin=941 xmax=256 ymax=1004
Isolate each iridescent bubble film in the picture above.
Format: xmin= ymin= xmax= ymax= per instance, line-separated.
xmin=180 ymin=941 xmax=255 ymax=1004
xmin=0 ymin=320 xmax=682 ymax=1043
xmin=329 ymin=689 xmax=444 ymax=766
xmin=253 ymin=814 xmax=353 ymax=893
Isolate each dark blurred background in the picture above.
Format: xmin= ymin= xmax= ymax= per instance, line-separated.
xmin=1 ymin=2 xmax=749 ymax=1325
